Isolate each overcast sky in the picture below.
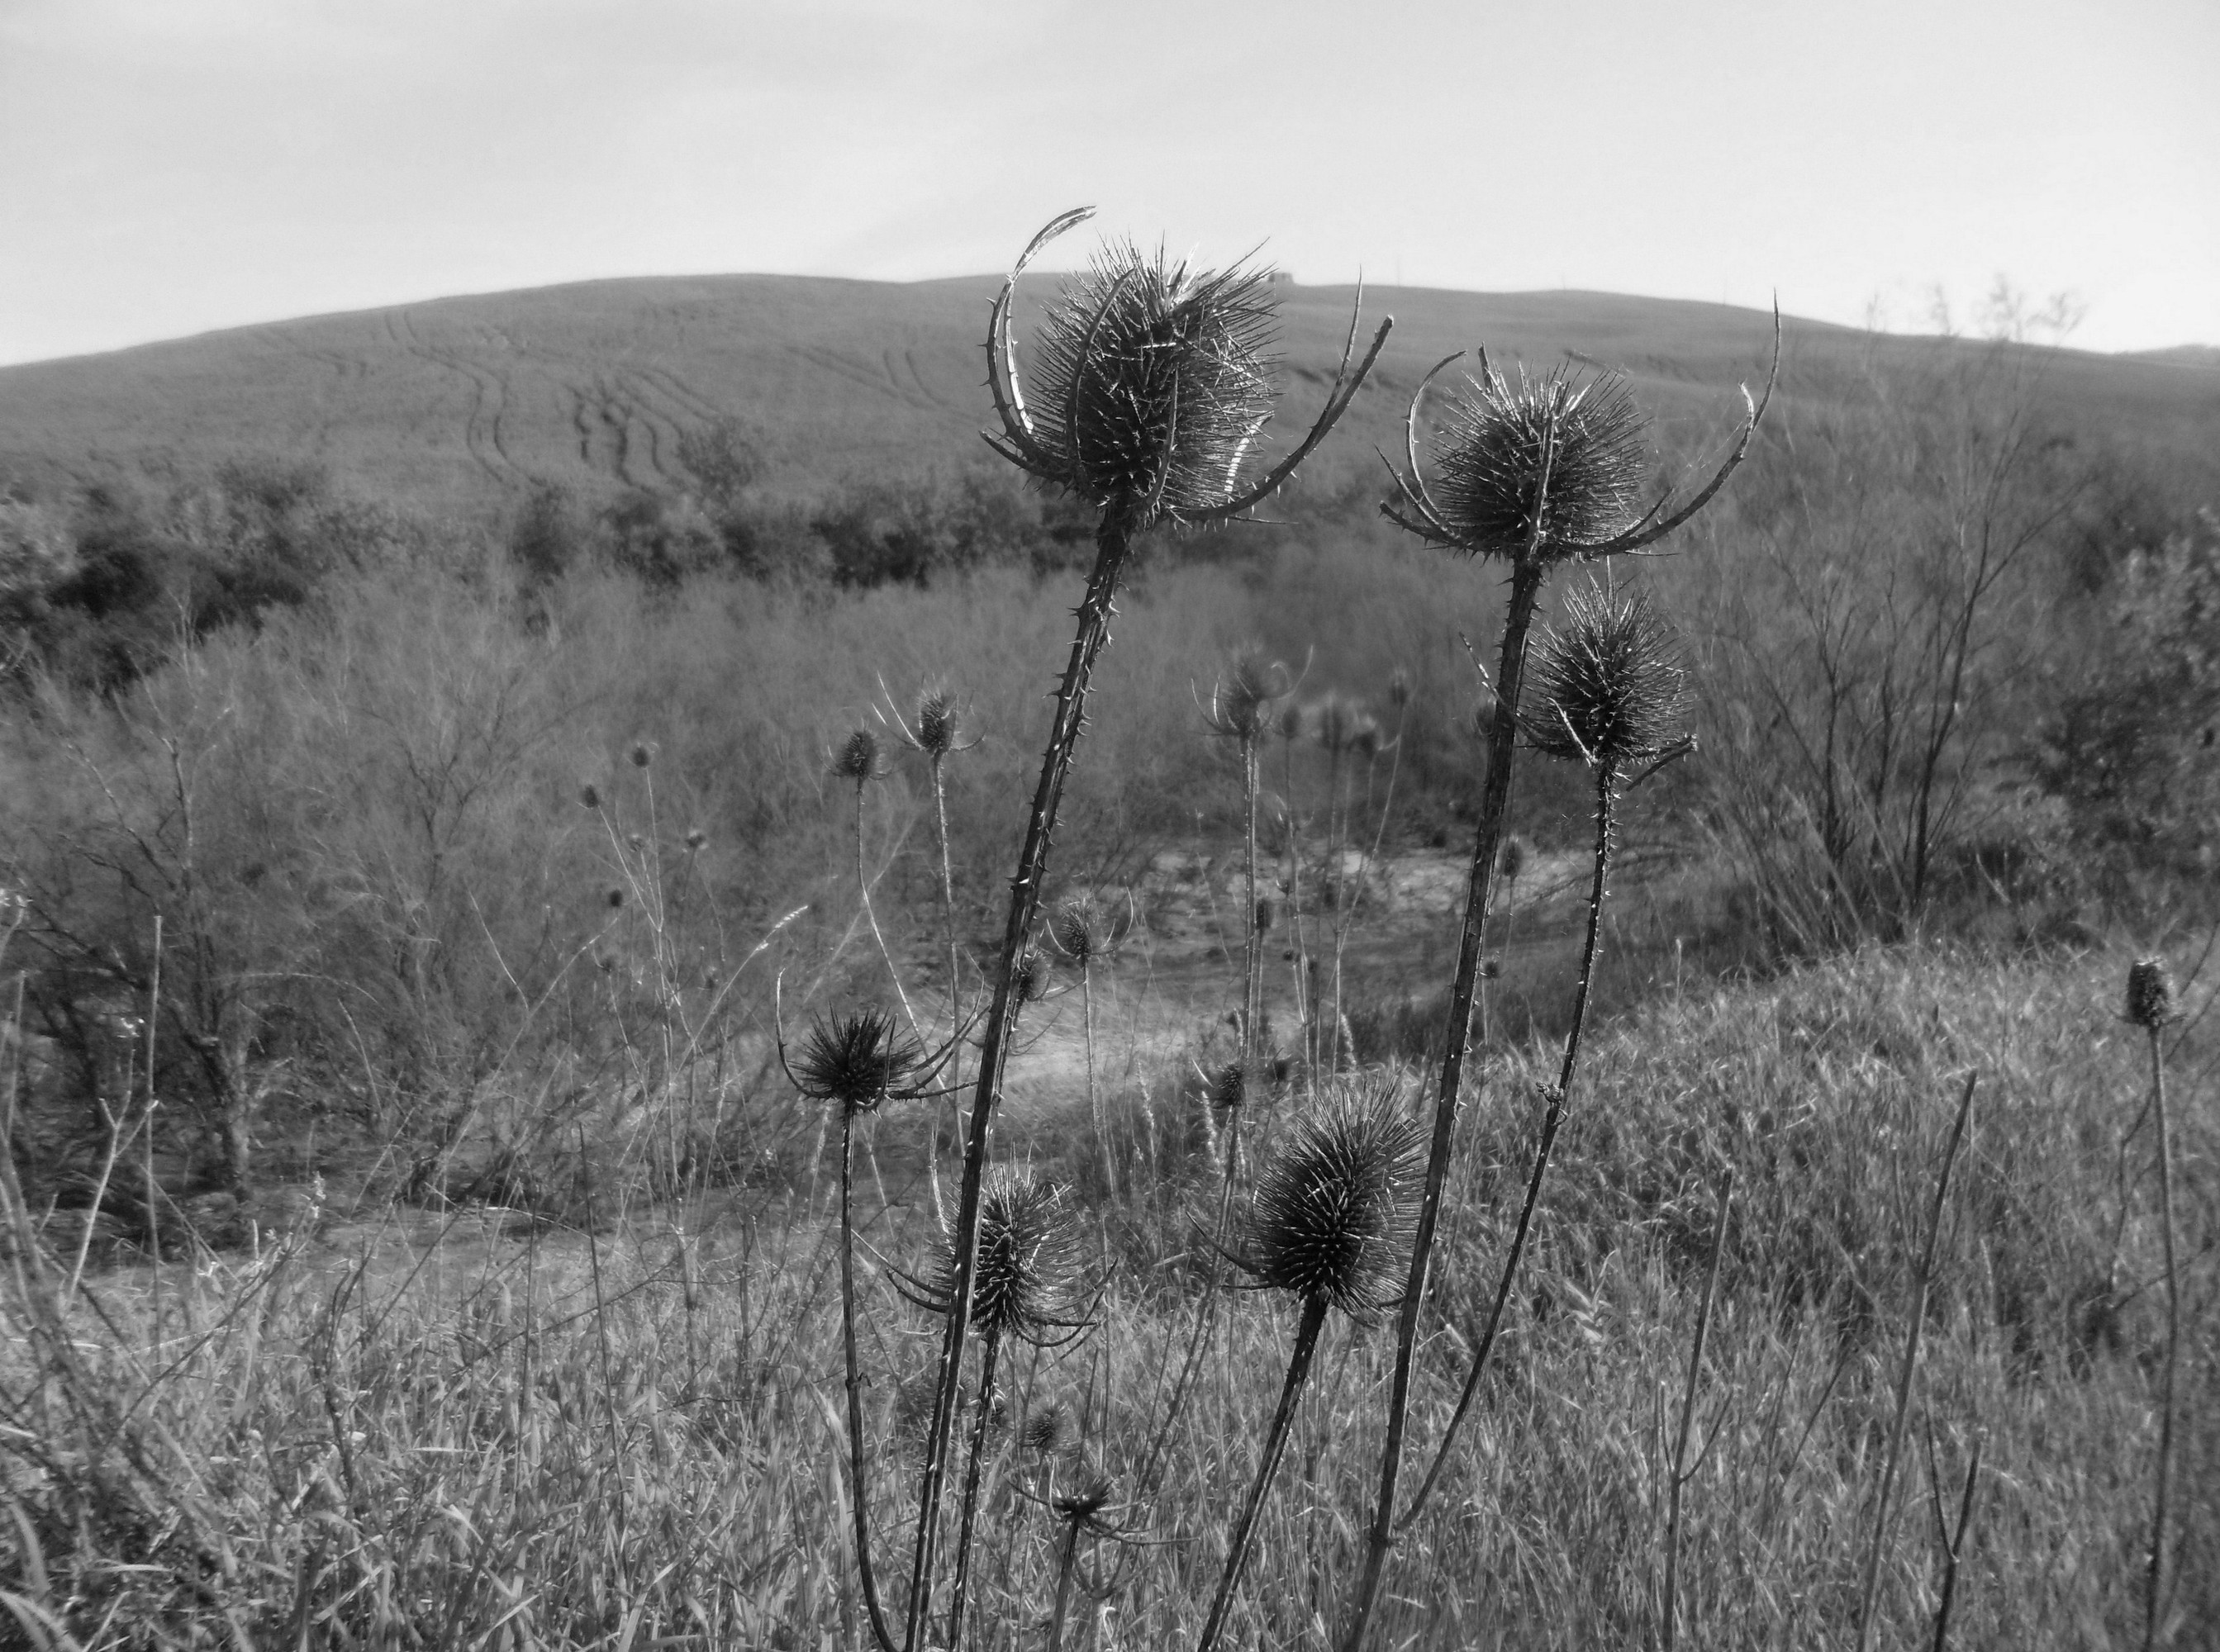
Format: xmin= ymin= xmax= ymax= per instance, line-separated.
xmin=1 ymin=0 xmax=2213 ymax=366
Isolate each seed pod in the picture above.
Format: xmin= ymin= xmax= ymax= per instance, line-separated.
xmin=2126 ymin=957 xmax=2176 ymax=1029
xmin=630 ymin=741 xmax=656 ymax=768
xmin=1427 ymin=363 xmax=1648 ymax=562
xmin=1050 ymin=895 xmax=1107 ymax=967
xmin=832 ymin=727 xmax=885 ymax=784
xmin=579 ymin=783 xmax=601 ymax=810
xmin=1522 ymin=582 xmax=1686 ymax=770
xmin=791 ymin=1009 xmax=925 ymax=1116
xmin=1244 ymin=1084 xmax=1423 ymax=1324
xmin=932 ymin=1169 xmax=1086 ymax=1347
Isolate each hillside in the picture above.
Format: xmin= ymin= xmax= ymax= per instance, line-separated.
xmin=3 ymin=273 xmax=2217 ymax=515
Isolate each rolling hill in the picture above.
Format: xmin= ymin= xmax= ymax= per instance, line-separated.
xmin=2 ymin=273 xmax=2215 ymax=518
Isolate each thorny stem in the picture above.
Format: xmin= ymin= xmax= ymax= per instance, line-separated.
xmin=1196 ymin=1294 xmax=1329 ymax=1652
xmin=944 ymin=1332 xmax=1003 ymax=1652
xmin=905 ymin=512 xmax=1134 ymax=1650
xmin=1854 ymin=1070 xmax=1978 ymax=1652
xmin=1663 ymin=1167 xmax=1733 ymax=1652
xmin=839 ymin=1108 xmax=899 ymax=1652
xmin=1397 ymin=755 xmax=1617 ymax=1532
xmin=1340 ymin=557 xmax=1545 ymax=1650
xmin=2143 ymin=1023 xmax=2179 ymax=1652
xmin=1047 ymin=1516 xmax=1083 ymax=1652
xmin=930 ymin=756 xmax=962 ymax=1218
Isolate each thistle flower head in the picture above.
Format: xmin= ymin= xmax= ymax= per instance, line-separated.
xmin=790 ymin=1008 xmax=925 ymax=1115
xmin=1522 ymin=582 xmax=1686 ymax=771
xmin=1425 ymin=363 xmax=1648 ymax=562
xmin=1050 ymin=1462 xmax=1122 ymax=1536
xmin=913 ymin=685 xmax=962 ymax=757
xmin=1006 ymin=244 xmax=1279 ymax=526
xmin=1209 ymin=1060 xmax=1248 ymax=1113
xmin=1021 ymin=1403 xmax=1069 ymax=1455
xmin=579 ymin=783 xmax=601 ymax=810
xmin=1243 ymin=1084 xmax=1423 ymax=1323
xmin=630 ymin=740 xmax=656 ymax=769
xmin=932 ymin=1169 xmax=1086 ymax=1346
xmin=2126 ymin=957 xmax=2176 ymax=1029
xmin=832 ymin=727 xmax=886 ymax=785
xmin=1050 ymin=895 xmax=1109 ymax=967
xmin=1010 ymin=948 xmax=1053 ymax=1004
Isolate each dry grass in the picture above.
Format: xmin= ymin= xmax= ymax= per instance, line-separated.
xmin=4 ymin=943 xmax=2210 ymax=1649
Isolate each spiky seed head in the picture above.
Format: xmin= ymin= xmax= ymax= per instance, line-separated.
xmin=630 ymin=740 xmax=656 ymax=768
xmin=914 ymin=686 xmax=961 ymax=757
xmin=791 ymin=1009 xmax=925 ymax=1115
xmin=685 ymin=828 xmax=708 ymax=852
xmin=1313 ymin=694 xmax=1364 ymax=754
xmin=1051 ymin=896 xmax=1107 ymax=967
xmin=1244 ymin=1084 xmax=1423 ymax=1323
xmin=1388 ymin=669 xmax=1413 ymax=710
xmin=1011 ymin=949 xmax=1053 ymax=1004
xmin=833 ymin=727 xmax=884 ymax=784
xmin=936 ymin=1169 xmax=1085 ymax=1346
xmin=1522 ymin=582 xmax=1686 ymax=770
xmin=1255 ymin=896 xmax=1275 ymax=934
xmin=606 ymin=886 xmax=625 ymax=909
xmin=1209 ymin=1061 xmax=1251 ymax=1114
xmin=1021 ymin=1403 xmax=1068 ymax=1455
xmin=1011 ymin=244 xmax=1279 ymax=526
xmin=1276 ymin=702 xmax=1307 ymax=743
xmin=1480 ymin=956 xmax=1504 ymax=980
xmin=1428 ymin=363 xmax=1649 ymax=561
xmin=579 ymin=783 xmax=601 ymax=810
xmin=1051 ymin=1463 xmax=1121 ymax=1535
xmin=626 ymin=832 xmax=645 ymax=852
xmin=1352 ymin=715 xmax=1386 ymax=760
xmin=2126 ymin=957 xmax=2176 ymax=1029
xmin=1499 ymin=834 xmax=1531 ymax=882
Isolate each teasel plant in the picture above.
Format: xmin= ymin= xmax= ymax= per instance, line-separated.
xmin=2123 ymin=957 xmax=2181 ymax=1651
xmin=1198 ymin=1082 xmax=1423 ymax=1652
xmin=776 ymin=1002 xmax=965 ymax=1652
xmin=882 ymin=680 xmax=982 ymax=1208
xmin=896 ymin=1167 xmax=1094 ymax=1651
xmin=1397 ymin=581 xmax=1694 ymax=1522
xmin=1201 ymin=647 xmax=1294 ymax=1092
xmin=1049 ymin=894 xmax=1119 ymax=1197
xmin=902 ymin=206 xmax=1391 ymax=1649
xmin=832 ymin=726 xmax=925 ymax=1041
xmin=1340 ymin=319 xmax=1777 ymax=1649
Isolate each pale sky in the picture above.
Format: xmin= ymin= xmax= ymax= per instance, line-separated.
xmin=1 ymin=0 xmax=2214 ymax=366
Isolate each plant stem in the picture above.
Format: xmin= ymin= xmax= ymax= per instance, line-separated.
xmin=1931 ymin=1434 xmax=1983 ymax=1652
xmin=1397 ymin=756 xmax=1617 ymax=1529
xmin=1197 ymin=1294 xmax=1329 ymax=1652
xmin=930 ymin=755 xmax=961 ymax=1218
xmin=1047 ymin=1517 xmax=1082 ymax=1652
xmin=1340 ymin=558 xmax=1544 ymax=1652
xmin=904 ymin=512 xmax=1133 ymax=1650
xmin=856 ymin=781 xmax=921 ymax=1039
xmin=2143 ymin=1023 xmax=2179 ymax=1652
xmin=1854 ymin=1070 xmax=1977 ymax=1652
xmin=839 ymin=1107 xmax=898 ymax=1652
xmin=1663 ymin=1167 xmax=1733 ymax=1652
xmin=944 ymin=1332 xmax=1003 ymax=1652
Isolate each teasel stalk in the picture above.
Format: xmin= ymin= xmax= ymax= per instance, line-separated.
xmin=901 ymin=1169 xmax=1091 ymax=1652
xmin=1662 ymin=1166 xmax=1733 ymax=1652
xmin=1342 ymin=305 xmax=1776 ymax=1647
xmin=777 ymin=1004 xmax=958 ymax=1652
xmin=1198 ymin=1084 xmax=1422 ymax=1652
xmin=835 ymin=728 xmax=922 ymax=1038
xmin=905 ymin=207 xmax=1390 ymax=1651
xmin=1400 ymin=581 xmax=1693 ymax=1521
xmin=1051 ymin=895 xmax=1115 ymax=1197
xmin=2124 ymin=957 xmax=2180 ymax=1651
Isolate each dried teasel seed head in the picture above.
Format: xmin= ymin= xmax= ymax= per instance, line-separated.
xmin=1210 ymin=1061 xmax=1247 ymax=1113
xmin=685 ymin=828 xmax=708 ymax=852
xmin=606 ymin=886 xmax=625 ymax=909
xmin=832 ymin=727 xmax=885 ymax=784
xmin=1276 ymin=701 xmax=1307 ymax=743
xmin=1011 ymin=948 xmax=1053 ymax=1004
xmin=1010 ymin=244 xmax=1279 ymax=526
xmin=579 ymin=783 xmax=601 ymax=810
xmin=630 ymin=740 xmax=656 ymax=768
xmin=1428 ymin=363 xmax=1649 ymax=562
xmin=1388 ymin=669 xmax=1413 ymax=710
xmin=2125 ymin=957 xmax=2176 ymax=1029
xmin=1207 ymin=648 xmax=1286 ymax=742
xmin=1313 ymin=694 xmax=1363 ymax=755
xmin=1244 ymin=1084 xmax=1423 ymax=1324
xmin=1255 ymin=896 xmax=1276 ymax=934
xmin=932 ymin=1168 xmax=1086 ymax=1346
xmin=1050 ymin=1462 xmax=1121 ymax=1535
xmin=1020 ymin=1403 xmax=1068 ymax=1455
xmin=1480 ymin=956 xmax=1504 ymax=980
xmin=791 ymin=1008 xmax=925 ymax=1115
xmin=914 ymin=686 xmax=961 ymax=758
xmin=1522 ymin=582 xmax=1686 ymax=771
xmin=627 ymin=832 xmax=645 ymax=852
xmin=1050 ymin=895 xmax=1108 ymax=967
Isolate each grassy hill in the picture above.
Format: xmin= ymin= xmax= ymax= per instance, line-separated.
xmin=4 ymin=273 xmax=2216 ymax=515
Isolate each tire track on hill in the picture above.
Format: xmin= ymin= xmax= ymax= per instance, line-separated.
xmin=787 ymin=342 xmax=949 ymax=416
xmin=392 ymin=309 xmax=529 ymax=491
